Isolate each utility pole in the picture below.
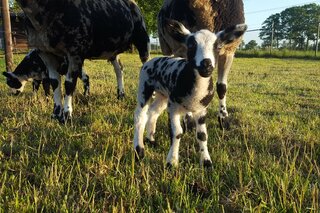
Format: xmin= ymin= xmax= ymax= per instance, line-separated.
xmin=315 ymin=23 xmax=320 ymax=57
xmin=1 ymin=0 xmax=13 ymax=71
xmin=269 ymin=21 xmax=274 ymax=55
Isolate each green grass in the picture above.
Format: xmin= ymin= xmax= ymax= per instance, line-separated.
xmin=0 ymin=53 xmax=319 ymax=212
xmin=237 ymin=49 xmax=320 ymax=60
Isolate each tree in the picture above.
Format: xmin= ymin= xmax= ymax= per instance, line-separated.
xmin=259 ymin=3 xmax=320 ymax=50
xmin=245 ymin=40 xmax=258 ymax=50
xmin=136 ymin=0 xmax=162 ymax=34
xmin=259 ymin=13 xmax=283 ymax=49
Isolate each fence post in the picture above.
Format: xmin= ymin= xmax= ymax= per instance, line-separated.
xmin=269 ymin=21 xmax=274 ymax=55
xmin=1 ymin=0 xmax=14 ymax=71
xmin=315 ymin=23 xmax=320 ymax=57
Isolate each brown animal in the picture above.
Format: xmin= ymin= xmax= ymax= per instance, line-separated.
xmin=158 ymin=0 xmax=245 ymax=129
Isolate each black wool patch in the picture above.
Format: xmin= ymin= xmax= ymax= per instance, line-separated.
xmin=142 ymin=82 xmax=154 ymax=106
xmin=217 ymin=83 xmax=227 ymax=99
xmin=197 ymin=132 xmax=207 ymax=142
xmin=50 ymin=79 xmax=59 ymax=91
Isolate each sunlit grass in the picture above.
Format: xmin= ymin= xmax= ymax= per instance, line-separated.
xmin=0 ymin=53 xmax=319 ymax=212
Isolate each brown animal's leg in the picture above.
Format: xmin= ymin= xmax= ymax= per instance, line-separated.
xmin=217 ymin=53 xmax=234 ymax=129
xmin=64 ymin=56 xmax=82 ymax=122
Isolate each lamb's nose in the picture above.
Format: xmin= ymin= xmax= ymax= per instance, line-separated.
xmin=201 ymin=58 xmax=213 ymax=70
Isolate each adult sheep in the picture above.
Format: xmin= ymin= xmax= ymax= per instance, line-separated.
xmin=16 ymin=0 xmax=150 ymax=123
xmin=158 ymin=0 xmax=245 ymax=129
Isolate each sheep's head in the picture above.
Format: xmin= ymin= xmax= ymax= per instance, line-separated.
xmin=165 ymin=19 xmax=247 ymax=77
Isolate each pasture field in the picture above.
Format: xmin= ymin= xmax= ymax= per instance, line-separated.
xmin=0 ymin=53 xmax=319 ymax=212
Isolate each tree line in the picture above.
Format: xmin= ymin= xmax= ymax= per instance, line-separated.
xmin=259 ymin=3 xmax=320 ymax=50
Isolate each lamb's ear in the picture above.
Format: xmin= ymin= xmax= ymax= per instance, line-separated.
xmin=216 ymin=24 xmax=247 ymax=45
xmin=165 ymin=19 xmax=191 ymax=44
xmin=2 ymin=72 xmax=12 ymax=78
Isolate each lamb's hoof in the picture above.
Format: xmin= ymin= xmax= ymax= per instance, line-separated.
xmin=145 ymin=138 xmax=157 ymax=147
xmin=83 ymin=89 xmax=90 ymax=96
xmin=51 ymin=113 xmax=64 ymax=124
xmin=218 ymin=117 xmax=230 ymax=130
xmin=135 ymin=146 xmax=145 ymax=161
xmin=63 ymin=111 xmax=72 ymax=124
xmin=166 ymin=162 xmax=173 ymax=169
xmin=117 ymin=90 xmax=125 ymax=100
xmin=203 ymin=160 xmax=213 ymax=168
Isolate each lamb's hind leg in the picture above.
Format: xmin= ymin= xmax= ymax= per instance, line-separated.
xmin=194 ymin=110 xmax=212 ymax=168
xmin=111 ymin=55 xmax=125 ymax=99
xmin=133 ymin=81 xmax=154 ymax=160
xmin=217 ymin=53 xmax=234 ymax=129
xmin=145 ymin=93 xmax=168 ymax=146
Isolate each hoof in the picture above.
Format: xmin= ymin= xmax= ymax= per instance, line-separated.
xmin=203 ymin=160 xmax=213 ymax=168
xmin=166 ymin=162 xmax=173 ymax=169
xmin=117 ymin=90 xmax=125 ymax=100
xmin=63 ymin=111 xmax=72 ymax=124
xmin=135 ymin=146 xmax=145 ymax=161
xmin=218 ymin=117 xmax=230 ymax=130
xmin=145 ymin=138 xmax=157 ymax=147
xmin=83 ymin=89 xmax=90 ymax=96
xmin=51 ymin=113 xmax=64 ymax=124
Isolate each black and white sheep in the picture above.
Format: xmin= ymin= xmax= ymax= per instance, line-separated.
xmin=2 ymin=49 xmax=89 ymax=97
xmin=16 ymin=0 xmax=150 ymax=122
xmin=134 ymin=19 xmax=247 ymax=167
xmin=158 ymin=0 xmax=245 ymax=129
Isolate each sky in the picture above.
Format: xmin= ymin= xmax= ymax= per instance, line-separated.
xmin=243 ymin=0 xmax=320 ymax=44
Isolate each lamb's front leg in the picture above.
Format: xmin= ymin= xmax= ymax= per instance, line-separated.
xmin=64 ymin=56 xmax=82 ymax=122
xmin=194 ymin=110 xmax=212 ymax=168
xmin=166 ymin=107 xmax=183 ymax=167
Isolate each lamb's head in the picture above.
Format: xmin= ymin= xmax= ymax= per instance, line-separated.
xmin=2 ymin=72 xmax=27 ymax=95
xmin=165 ymin=19 xmax=247 ymax=77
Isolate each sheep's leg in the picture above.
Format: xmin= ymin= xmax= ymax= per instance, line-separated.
xmin=145 ymin=93 xmax=168 ymax=146
xmin=166 ymin=107 xmax=183 ymax=167
xmin=80 ymin=69 xmax=90 ymax=96
xmin=63 ymin=56 xmax=82 ymax=122
xmin=42 ymin=78 xmax=51 ymax=97
xmin=133 ymin=81 xmax=154 ymax=160
xmin=38 ymin=52 xmax=63 ymax=122
xmin=217 ymin=53 xmax=234 ymax=129
xmin=194 ymin=110 xmax=212 ymax=168
xmin=111 ymin=56 xmax=125 ymax=99
xmin=182 ymin=112 xmax=196 ymax=132
xmin=32 ymin=80 xmax=41 ymax=93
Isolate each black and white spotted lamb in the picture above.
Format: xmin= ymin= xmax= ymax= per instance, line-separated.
xmin=2 ymin=49 xmax=89 ymax=97
xmin=134 ymin=19 xmax=247 ymax=167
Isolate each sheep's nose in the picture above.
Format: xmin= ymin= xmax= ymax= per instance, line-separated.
xmin=201 ymin=58 xmax=213 ymax=70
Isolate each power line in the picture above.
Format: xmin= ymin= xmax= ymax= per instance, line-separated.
xmin=246 ymin=1 xmax=318 ymax=15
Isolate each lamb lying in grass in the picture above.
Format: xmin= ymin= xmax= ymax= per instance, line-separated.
xmin=133 ymin=19 xmax=247 ymax=167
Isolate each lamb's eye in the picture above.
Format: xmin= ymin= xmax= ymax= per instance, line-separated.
xmin=187 ymin=37 xmax=197 ymax=48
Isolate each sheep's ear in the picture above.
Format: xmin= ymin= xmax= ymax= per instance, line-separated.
xmin=216 ymin=24 xmax=247 ymax=45
xmin=165 ymin=19 xmax=191 ymax=44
